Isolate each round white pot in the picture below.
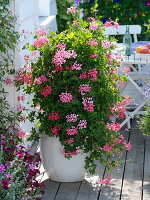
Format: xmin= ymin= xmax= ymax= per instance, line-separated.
xmin=40 ymin=135 xmax=88 ymax=182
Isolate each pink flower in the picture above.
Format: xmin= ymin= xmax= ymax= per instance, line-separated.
xmin=66 ymin=126 xmax=78 ymax=135
xmin=102 ymin=40 xmax=112 ymax=48
xmin=17 ymin=104 xmax=25 ymax=112
xmin=106 ymin=122 xmax=121 ymax=131
xmin=51 ymin=126 xmax=61 ymax=135
xmin=90 ymin=53 xmax=98 ymax=58
xmin=89 ymin=22 xmax=98 ymax=30
xmin=118 ymin=81 xmax=125 ymax=87
xmin=79 ymin=84 xmax=91 ymax=92
xmin=103 ymin=144 xmax=114 ymax=152
xmin=88 ymin=39 xmax=98 ymax=46
xmin=35 ymin=28 xmax=47 ymax=36
xmin=36 ymin=75 xmax=48 ymax=84
xmin=34 ymin=37 xmax=50 ymax=48
xmin=56 ymin=43 xmax=66 ymax=49
xmin=59 ymin=92 xmax=74 ymax=103
xmin=124 ymin=142 xmax=132 ymax=150
xmin=123 ymin=66 xmax=131 ymax=73
xmin=21 ymin=29 xmax=29 ymax=35
xmin=104 ymin=21 xmax=112 ymax=27
xmin=17 ymin=94 xmax=25 ymax=101
xmin=99 ymin=175 xmax=112 ymax=185
xmin=88 ymin=68 xmax=98 ymax=81
xmin=82 ymin=97 xmax=95 ymax=112
xmin=78 ymin=120 xmax=87 ymax=129
xmin=70 ymin=62 xmax=82 ymax=70
xmin=5 ymin=77 xmax=12 ymax=85
xmin=67 ymin=6 xmax=78 ymax=14
xmin=104 ymin=21 xmax=119 ymax=28
xmin=40 ymin=86 xmax=52 ymax=97
xmin=17 ymin=129 xmax=26 ymax=138
xmin=64 ymin=138 xmax=74 ymax=144
xmin=66 ymin=114 xmax=78 ymax=123
xmin=48 ymin=113 xmax=60 ymax=121
xmin=79 ymin=72 xmax=88 ymax=79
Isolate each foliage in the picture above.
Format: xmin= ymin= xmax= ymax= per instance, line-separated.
xmin=15 ymin=6 xmax=132 ymax=175
xmin=80 ymin=0 xmax=150 ymax=41
xmin=139 ymin=102 xmax=150 ymax=136
xmin=56 ymin=0 xmax=74 ymax=32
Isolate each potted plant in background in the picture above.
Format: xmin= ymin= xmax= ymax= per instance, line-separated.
xmin=15 ymin=6 xmax=132 ymax=182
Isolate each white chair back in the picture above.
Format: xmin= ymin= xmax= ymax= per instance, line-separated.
xmin=104 ymin=25 xmax=142 ymax=42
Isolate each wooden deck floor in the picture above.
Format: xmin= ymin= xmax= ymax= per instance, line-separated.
xmin=39 ymin=119 xmax=150 ymax=200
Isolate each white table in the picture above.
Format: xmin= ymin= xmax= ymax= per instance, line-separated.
xmin=119 ymin=53 xmax=150 ymax=129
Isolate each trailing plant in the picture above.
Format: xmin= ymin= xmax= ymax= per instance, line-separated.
xmin=15 ymin=6 xmax=132 ymax=175
xmin=56 ymin=0 xmax=74 ymax=32
xmin=79 ymin=0 xmax=150 ymax=41
xmin=139 ymin=101 xmax=150 ymax=136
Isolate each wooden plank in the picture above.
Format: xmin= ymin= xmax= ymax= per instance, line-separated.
xmin=98 ymin=129 xmax=130 ymax=200
xmin=54 ymin=182 xmax=81 ymax=200
xmin=76 ymin=161 xmax=104 ymax=200
xmin=121 ymin=120 xmax=144 ymax=200
xmin=42 ymin=179 xmax=60 ymax=200
xmin=143 ymin=137 xmax=150 ymax=200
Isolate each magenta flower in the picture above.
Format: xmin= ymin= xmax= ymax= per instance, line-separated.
xmin=78 ymin=120 xmax=87 ymax=129
xmin=89 ymin=22 xmax=98 ymax=30
xmin=88 ymin=68 xmax=98 ymax=81
xmin=17 ymin=129 xmax=26 ymax=139
xmin=51 ymin=126 xmax=61 ymax=135
xmin=67 ymin=6 xmax=78 ymax=14
xmin=59 ymin=92 xmax=74 ymax=103
xmin=1 ymin=180 xmax=9 ymax=190
xmin=48 ymin=113 xmax=60 ymax=121
xmin=70 ymin=62 xmax=82 ymax=70
xmin=5 ymin=173 xmax=12 ymax=179
xmin=66 ymin=114 xmax=78 ymax=122
xmin=103 ymin=144 xmax=114 ymax=152
xmin=82 ymin=97 xmax=95 ymax=112
xmin=99 ymin=175 xmax=112 ymax=185
xmin=66 ymin=126 xmax=78 ymax=135
xmin=106 ymin=122 xmax=121 ymax=131
xmin=36 ymin=75 xmax=48 ymax=84
xmin=79 ymin=84 xmax=91 ymax=93
xmin=56 ymin=43 xmax=66 ymax=49
xmin=40 ymin=86 xmax=52 ymax=97
xmin=0 ymin=164 xmax=6 ymax=172
xmin=90 ymin=53 xmax=98 ymax=58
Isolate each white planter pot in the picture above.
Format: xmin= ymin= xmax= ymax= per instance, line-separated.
xmin=38 ymin=0 xmax=50 ymax=16
xmin=40 ymin=135 xmax=88 ymax=182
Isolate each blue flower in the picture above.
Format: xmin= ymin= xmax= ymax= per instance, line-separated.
xmin=102 ymin=18 xmax=108 ymax=24
xmin=74 ymin=0 xmax=81 ymax=5
xmin=113 ymin=0 xmax=121 ymax=2
xmin=90 ymin=0 xmax=95 ymax=3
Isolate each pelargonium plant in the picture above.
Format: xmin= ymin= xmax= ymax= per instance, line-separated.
xmin=15 ymin=6 xmax=132 ymax=175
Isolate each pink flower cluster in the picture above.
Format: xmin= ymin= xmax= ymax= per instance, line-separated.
xmin=36 ymin=75 xmax=48 ymax=84
xmin=17 ymin=94 xmax=25 ymax=101
xmin=104 ymin=21 xmax=119 ymax=28
xmin=52 ymin=49 xmax=77 ymax=70
xmin=56 ymin=43 xmax=66 ymax=49
xmin=88 ymin=39 xmax=98 ymax=46
xmin=40 ymin=86 xmax=52 ymax=97
xmin=90 ymin=53 xmax=98 ymax=58
xmin=120 ymin=96 xmax=132 ymax=106
xmin=66 ymin=126 xmax=78 ymax=135
xmin=67 ymin=6 xmax=77 ymax=14
xmin=5 ymin=77 xmax=12 ymax=85
xmin=51 ymin=126 xmax=61 ymax=135
xmin=35 ymin=28 xmax=47 ymax=36
xmin=102 ymin=40 xmax=113 ymax=48
xmin=16 ymin=129 xmax=26 ymax=139
xmin=66 ymin=114 xmax=78 ymax=123
xmin=59 ymin=92 xmax=74 ymax=103
xmin=15 ymin=71 xmax=33 ymax=85
xmin=106 ymin=122 xmax=121 ymax=131
xmin=103 ymin=144 xmax=114 ymax=152
xmin=64 ymin=138 xmax=74 ymax=144
xmin=17 ymin=104 xmax=25 ymax=112
xmin=89 ymin=22 xmax=98 ymax=30
xmin=77 ymin=120 xmax=87 ymax=129
xmin=61 ymin=149 xmax=79 ymax=157
xmin=70 ymin=62 xmax=82 ymax=70
xmin=110 ymin=105 xmax=126 ymax=119
xmin=82 ymin=97 xmax=95 ymax=112
xmin=48 ymin=113 xmax=60 ymax=121
xmin=123 ymin=66 xmax=131 ymax=73
xmin=34 ymin=37 xmax=49 ymax=48
xmin=78 ymin=84 xmax=91 ymax=93
xmin=79 ymin=68 xmax=98 ymax=81
xmin=99 ymin=175 xmax=112 ymax=186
